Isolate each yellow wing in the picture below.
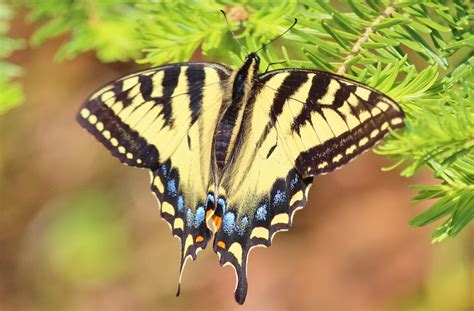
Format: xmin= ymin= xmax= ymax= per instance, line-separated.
xmin=77 ymin=63 xmax=232 ymax=279
xmin=213 ymin=69 xmax=404 ymax=304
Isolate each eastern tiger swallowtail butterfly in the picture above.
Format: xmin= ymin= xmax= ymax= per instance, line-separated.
xmin=77 ymin=30 xmax=404 ymax=304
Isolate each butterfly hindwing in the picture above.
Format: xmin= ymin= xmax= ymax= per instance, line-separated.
xmin=77 ymin=62 xmax=232 ymax=275
xmin=213 ymin=168 xmax=312 ymax=304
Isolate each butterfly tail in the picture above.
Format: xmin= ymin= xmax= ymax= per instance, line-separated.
xmin=213 ymin=169 xmax=313 ymax=303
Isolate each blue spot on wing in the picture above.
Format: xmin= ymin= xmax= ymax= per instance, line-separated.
xmin=218 ymin=197 xmax=226 ymax=210
xmin=177 ymin=195 xmax=184 ymax=212
xmin=237 ymin=216 xmax=249 ymax=236
xmin=186 ymin=208 xmax=193 ymax=227
xmin=207 ymin=194 xmax=214 ymax=206
xmin=161 ymin=165 xmax=168 ymax=176
xmin=290 ymin=175 xmax=299 ymax=190
xmin=194 ymin=206 xmax=205 ymax=228
xmin=273 ymin=190 xmax=286 ymax=205
xmin=256 ymin=205 xmax=267 ymax=221
xmin=223 ymin=212 xmax=235 ymax=235
xmin=167 ymin=179 xmax=177 ymax=196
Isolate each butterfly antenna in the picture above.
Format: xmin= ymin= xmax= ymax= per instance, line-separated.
xmin=255 ymin=18 xmax=297 ymax=54
xmin=220 ymin=10 xmax=249 ymax=55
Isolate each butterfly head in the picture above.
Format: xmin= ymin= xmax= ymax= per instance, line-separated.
xmin=246 ymin=53 xmax=260 ymax=74
xmin=232 ymin=53 xmax=260 ymax=102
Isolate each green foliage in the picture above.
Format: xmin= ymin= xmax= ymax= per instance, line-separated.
xmin=2 ymin=0 xmax=473 ymax=241
xmin=379 ymin=85 xmax=473 ymax=242
xmin=393 ymin=232 xmax=472 ymax=310
xmin=42 ymin=191 xmax=131 ymax=286
xmin=0 ymin=2 xmax=24 ymax=115
xmin=25 ymin=0 xmax=143 ymax=62
xmin=137 ymin=1 xmax=230 ymax=64
xmin=136 ymin=1 xmax=301 ymax=68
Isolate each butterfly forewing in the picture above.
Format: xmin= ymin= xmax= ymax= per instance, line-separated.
xmin=257 ymin=69 xmax=404 ymax=176
xmin=77 ymin=62 xmax=232 ymax=272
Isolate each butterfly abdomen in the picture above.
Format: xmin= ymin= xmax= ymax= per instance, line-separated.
xmin=215 ymin=119 xmax=234 ymax=169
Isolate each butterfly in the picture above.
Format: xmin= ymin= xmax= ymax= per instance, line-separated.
xmin=77 ymin=26 xmax=404 ymax=304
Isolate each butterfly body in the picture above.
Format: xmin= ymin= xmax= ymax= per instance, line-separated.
xmin=78 ymin=52 xmax=404 ymax=304
xmin=213 ymin=53 xmax=259 ymax=172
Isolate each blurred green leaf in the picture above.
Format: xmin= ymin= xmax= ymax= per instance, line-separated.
xmin=44 ymin=191 xmax=131 ymax=286
xmin=0 ymin=2 xmax=24 ymax=114
xmin=26 ymin=0 xmax=143 ymax=62
xmin=392 ymin=231 xmax=472 ymax=310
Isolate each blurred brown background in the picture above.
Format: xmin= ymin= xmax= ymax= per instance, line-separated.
xmin=1 ymin=16 xmax=472 ymax=311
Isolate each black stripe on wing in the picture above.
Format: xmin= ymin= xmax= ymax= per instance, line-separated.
xmin=159 ymin=65 xmax=181 ymax=126
xmin=269 ymin=72 xmax=309 ymax=124
xmin=186 ymin=66 xmax=205 ymax=124
xmin=257 ymin=69 xmax=405 ymax=177
xmin=294 ymin=106 xmax=403 ymax=176
xmin=77 ymin=99 xmax=160 ymax=169
xmin=77 ymin=63 xmax=231 ymax=169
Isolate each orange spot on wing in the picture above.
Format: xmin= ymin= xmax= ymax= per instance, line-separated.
xmin=212 ymin=215 xmax=222 ymax=232
xmin=206 ymin=209 xmax=213 ymax=220
xmin=217 ymin=241 xmax=226 ymax=249
xmin=195 ymin=235 xmax=204 ymax=243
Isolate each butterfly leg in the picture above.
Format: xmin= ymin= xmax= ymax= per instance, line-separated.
xmin=263 ymin=60 xmax=288 ymax=74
